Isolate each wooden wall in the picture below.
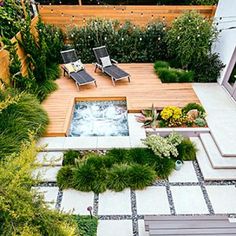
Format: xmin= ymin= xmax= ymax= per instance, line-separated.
xmin=0 ymin=16 xmax=38 ymax=84
xmin=39 ymin=5 xmax=216 ymax=31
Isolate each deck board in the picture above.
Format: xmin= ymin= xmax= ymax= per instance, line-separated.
xmin=42 ymin=63 xmax=199 ymax=136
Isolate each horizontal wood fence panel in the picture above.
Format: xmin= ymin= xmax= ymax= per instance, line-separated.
xmin=0 ymin=16 xmax=38 ymax=84
xmin=39 ymin=5 xmax=216 ymax=31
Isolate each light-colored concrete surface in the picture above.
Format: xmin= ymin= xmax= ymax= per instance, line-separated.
xmin=138 ymin=220 xmax=149 ymax=236
xmin=169 ymin=161 xmax=198 ymax=183
xmin=36 ymin=152 xmax=63 ymax=166
xmin=191 ymin=137 xmax=236 ymax=180
xmin=136 ymin=186 xmax=170 ymax=215
xmin=128 ymin=114 xmax=146 ymax=147
xmin=64 ymin=137 xmax=98 ymax=150
xmin=33 ymin=166 xmax=61 ymax=182
xmin=97 ymin=136 xmax=131 ymax=149
xmin=32 ymin=187 xmax=59 ymax=209
xmin=200 ymin=133 xmax=236 ymax=168
xmin=60 ymin=189 xmax=94 ymax=215
xmin=193 ymin=83 xmax=236 ymax=156
xmin=98 ymin=189 xmax=132 ymax=215
xmin=171 ymin=186 xmax=209 ymax=214
xmin=37 ymin=137 xmax=66 ymax=151
xmin=206 ymin=185 xmax=236 ymax=214
xmin=97 ymin=220 xmax=133 ymax=236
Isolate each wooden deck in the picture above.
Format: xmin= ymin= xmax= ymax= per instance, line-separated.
xmin=42 ymin=63 xmax=199 ymax=136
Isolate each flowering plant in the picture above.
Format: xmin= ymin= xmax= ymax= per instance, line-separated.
xmin=143 ymin=132 xmax=183 ymax=158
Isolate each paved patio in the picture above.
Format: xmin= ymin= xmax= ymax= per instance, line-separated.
xmin=35 ymin=158 xmax=236 ymax=236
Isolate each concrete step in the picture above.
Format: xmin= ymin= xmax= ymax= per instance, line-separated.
xmin=36 ymin=152 xmax=63 ymax=166
xmin=190 ymin=137 xmax=236 ymax=181
xmin=200 ymin=133 xmax=236 ymax=169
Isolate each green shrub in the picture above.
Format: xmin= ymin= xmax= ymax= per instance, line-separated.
xmin=154 ymin=157 xmax=175 ymax=179
xmin=4 ymin=16 xmax=63 ymax=101
xmin=127 ymin=148 xmax=158 ymax=166
xmin=107 ymin=164 xmax=130 ymax=191
xmin=155 ymin=67 xmax=177 ymax=83
xmin=127 ymin=164 xmax=156 ymax=189
xmin=182 ymin=102 xmax=206 ymax=114
xmin=73 ymin=158 xmax=107 ymax=193
xmin=0 ymin=0 xmax=24 ymax=39
xmin=189 ymin=53 xmax=225 ymax=82
xmin=177 ymin=138 xmax=197 ymax=161
xmin=167 ymin=11 xmax=217 ymax=69
xmin=57 ymin=165 xmax=75 ymax=189
xmin=75 ymin=216 xmax=98 ymax=236
xmin=155 ymin=65 xmax=194 ymax=83
xmin=68 ymin=19 xmax=167 ymax=63
xmin=0 ymin=140 xmax=78 ymax=235
xmin=0 ymin=89 xmax=48 ymax=159
xmin=177 ymin=70 xmax=194 ymax=82
xmin=63 ymin=150 xmax=81 ymax=166
xmin=106 ymin=148 xmax=129 ymax=163
xmin=143 ymin=133 xmax=183 ymax=158
xmin=154 ymin=60 xmax=170 ymax=69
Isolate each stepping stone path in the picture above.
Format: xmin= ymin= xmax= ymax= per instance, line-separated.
xmin=33 ymin=153 xmax=236 ymax=236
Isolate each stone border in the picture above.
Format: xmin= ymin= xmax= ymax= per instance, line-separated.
xmin=146 ymin=127 xmax=210 ymax=137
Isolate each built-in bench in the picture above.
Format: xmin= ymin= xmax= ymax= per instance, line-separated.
xmin=144 ymin=215 xmax=236 ymax=236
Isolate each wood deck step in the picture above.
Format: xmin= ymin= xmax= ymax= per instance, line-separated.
xmin=144 ymin=215 xmax=236 ymax=236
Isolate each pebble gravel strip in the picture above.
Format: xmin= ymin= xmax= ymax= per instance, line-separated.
xmin=130 ymin=190 xmax=139 ymax=236
xmin=193 ymin=161 xmax=214 ymax=214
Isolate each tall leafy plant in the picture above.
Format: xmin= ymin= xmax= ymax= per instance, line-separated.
xmin=0 ymin=0 xmax=24 ymax=39
xmin=167 ymin=11 xmax=217 ymax=69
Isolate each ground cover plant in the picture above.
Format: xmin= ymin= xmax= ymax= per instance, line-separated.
xmin=136 ymin=102 xmax=207 ymax=128
xmin=0 ymin=140 xmax=79 ymax=235
xmin=57 ymin=133 xmax=197 ymax=193
xmin=74 ymin=216 xmax=98 ymax=236
xmin=0 ymin=88 xmax=48 ymax=159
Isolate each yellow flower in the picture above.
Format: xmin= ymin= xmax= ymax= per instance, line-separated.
xmin=160 ymin=106 xmax=182 ymax=121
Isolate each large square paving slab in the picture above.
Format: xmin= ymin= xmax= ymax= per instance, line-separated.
xmin=98 ymin=189 xmax=132 ymax=215
xmin=168 ymin=161 xmax=198 ymax=183
xmin=37 ymin=137 xmax=66 ymax=151
xmin=32 ymin=187 xmax=59 ymax=209
xmin=136 ymin=186 xmax=170 ymax=215
xmin=36 ymin=152 xmax=63 ymax=166
xmin=33 ymin=166 xmax=61 ymax=182
xmin=171 ymin=186 xmax=208 ymax=214
xmin=97 ymin=136 xmax=131 ymax=149
xmin=206 ymin=185 xmax=236 ymax=214
xmin=138 ymin=220 xmax=149 ymax=236
xmin=64 ymin=137 xmax=97 ymax=150
xmin=60 ymin=189 xmax=94 ymax=215
xmin=97 ymin=220 xmax=133 ymax=236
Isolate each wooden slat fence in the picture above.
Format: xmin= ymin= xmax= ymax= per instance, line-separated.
xmin=38 ymin=5 xmax=216 ymax=31
xmin=0 ymin=16 xmax=38 ymax=84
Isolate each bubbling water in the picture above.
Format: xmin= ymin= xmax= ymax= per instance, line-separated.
xmin=69 ymin=100 xmax=129 ymax=136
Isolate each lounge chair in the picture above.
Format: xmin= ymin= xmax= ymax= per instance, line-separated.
xmin=93 ymin=46 xmax=131 ymax=86
xmin=60 ymin=49 xmax=97 ymax=89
